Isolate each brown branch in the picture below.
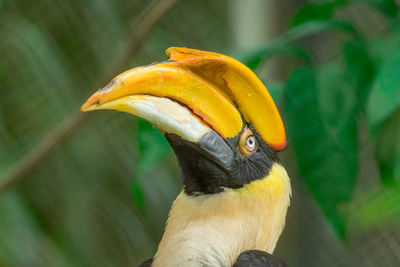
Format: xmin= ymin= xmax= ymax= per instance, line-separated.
xmin=0 ymin=0 xmax=180 ymax=194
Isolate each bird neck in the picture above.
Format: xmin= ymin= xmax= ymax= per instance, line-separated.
xmin=152 ymin=163 xmax=291 ymax=267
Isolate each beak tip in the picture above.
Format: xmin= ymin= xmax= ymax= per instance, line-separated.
xmin=80 ymin=103 xmax=89 ymax=112
xmin=271 ymin=140 xmax=287 ymax=151
xmin=80 ymin=91 xmax=104 ymax=112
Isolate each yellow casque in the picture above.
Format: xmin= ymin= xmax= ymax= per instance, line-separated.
xmin=82 ymin=47 xmax=286 ymax=150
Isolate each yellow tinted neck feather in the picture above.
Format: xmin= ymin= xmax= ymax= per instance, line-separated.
xmin=153 ymin=163 xmax=291 ymax=267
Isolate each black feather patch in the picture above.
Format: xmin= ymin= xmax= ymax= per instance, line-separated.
xmin=166 ymin=125 xmax=279 ymax=195
xmin=138 ymin=258 xmax=153 ymax=267
xmin=233 ymin=250 xmax=289 ymax=267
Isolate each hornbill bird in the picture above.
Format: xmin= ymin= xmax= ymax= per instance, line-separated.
xmin=81 ymin=47 xmax=291 ymax=267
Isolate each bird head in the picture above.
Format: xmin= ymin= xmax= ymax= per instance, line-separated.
xmin=81 ymin=47 xmax=286 ymax=195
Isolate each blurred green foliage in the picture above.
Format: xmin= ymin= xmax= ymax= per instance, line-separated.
xmin=237 ymin=0 xmax=400 ymax=238
xmin=1 ymin=0 xmax=400 ymax=266
xmin=0 ymin=0 xmax=228 ymax=265
xmin=133 ymin=119 xmax=171 ymax=214
xmin=349 ymin=182 xmax=400 ymax=233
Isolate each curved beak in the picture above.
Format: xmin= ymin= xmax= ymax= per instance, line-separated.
xmin=81 ymin=47 xmax=286 ymax=150
xmin=81 ymin=62 xmax=243 ymax=142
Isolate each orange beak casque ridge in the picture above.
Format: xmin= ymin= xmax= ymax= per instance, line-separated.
xmin=81 ymin=47 xmax=286 ymax=151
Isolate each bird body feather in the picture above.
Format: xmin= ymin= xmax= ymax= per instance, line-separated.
xmin=153 ymin=163 xmax=291 ymax=267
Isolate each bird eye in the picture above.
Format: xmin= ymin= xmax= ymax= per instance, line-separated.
xmin=238 ymin=127 xmax=257 ymax=156
xmin=246 ymin=136 xmax=256 ymax=151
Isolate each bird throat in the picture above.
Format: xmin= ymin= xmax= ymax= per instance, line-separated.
xmin=152 ymin=163 xmax=291 ymax=267
xmin=165 ymin=131 xmax=278 ymax=195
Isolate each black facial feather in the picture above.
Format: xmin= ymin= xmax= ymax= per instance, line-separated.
xmin=165 ymin=125 xmax=280 ymax=195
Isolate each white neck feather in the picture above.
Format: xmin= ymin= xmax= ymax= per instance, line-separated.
xmin=152 ymin=163 xmax=291 ymax=267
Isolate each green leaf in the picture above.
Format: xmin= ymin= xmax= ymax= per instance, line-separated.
xmin=136 ymin=118 xmax=170 ymax=173
xmin=291 ymin=0 xmax=348 ymax=27
xmin=131 ymin=178 xmax=146 ymax=214
xmin=291 ymin=0 xmax=398 ymax=29
xmin=361 ymin=0 xmax=398 ymax=18
xmin=367 ymin=45 xmax=400 ymax=130
xmin=291 ymin=0 xmax=398 ymax=27
xmin=266 ymin=81 xmax=285 ymax=103
xmin=235 ymin=20 xmax=359 ymax=70
xmin=131 ymin=118 xmax=171 ymax=213
xmin=349 ymin=183 xmax=400 ymax=234
xmin=343 ymin=41 xmax=376 ymax=111
xmin=283 ymin=20 xmax=360 ymax=42
xmin=366 ymin=33 xmax=400 ymax=185
xmin=284 ymin=65 xmax=358 ymax=238
xmin=235 ymin=44 xmax=311 ymax=70
xmin=374 ymin=109 xmax=400 ymax=185
xmin=367 ymin=32 xmax=400 ymax=67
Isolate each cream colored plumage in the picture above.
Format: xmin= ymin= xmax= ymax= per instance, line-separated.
xmin=153 ymin=163 xmax=291 ymax=267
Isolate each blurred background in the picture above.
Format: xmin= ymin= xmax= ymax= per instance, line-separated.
xmin=1 ymin=0 xmax=400 ymax=266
